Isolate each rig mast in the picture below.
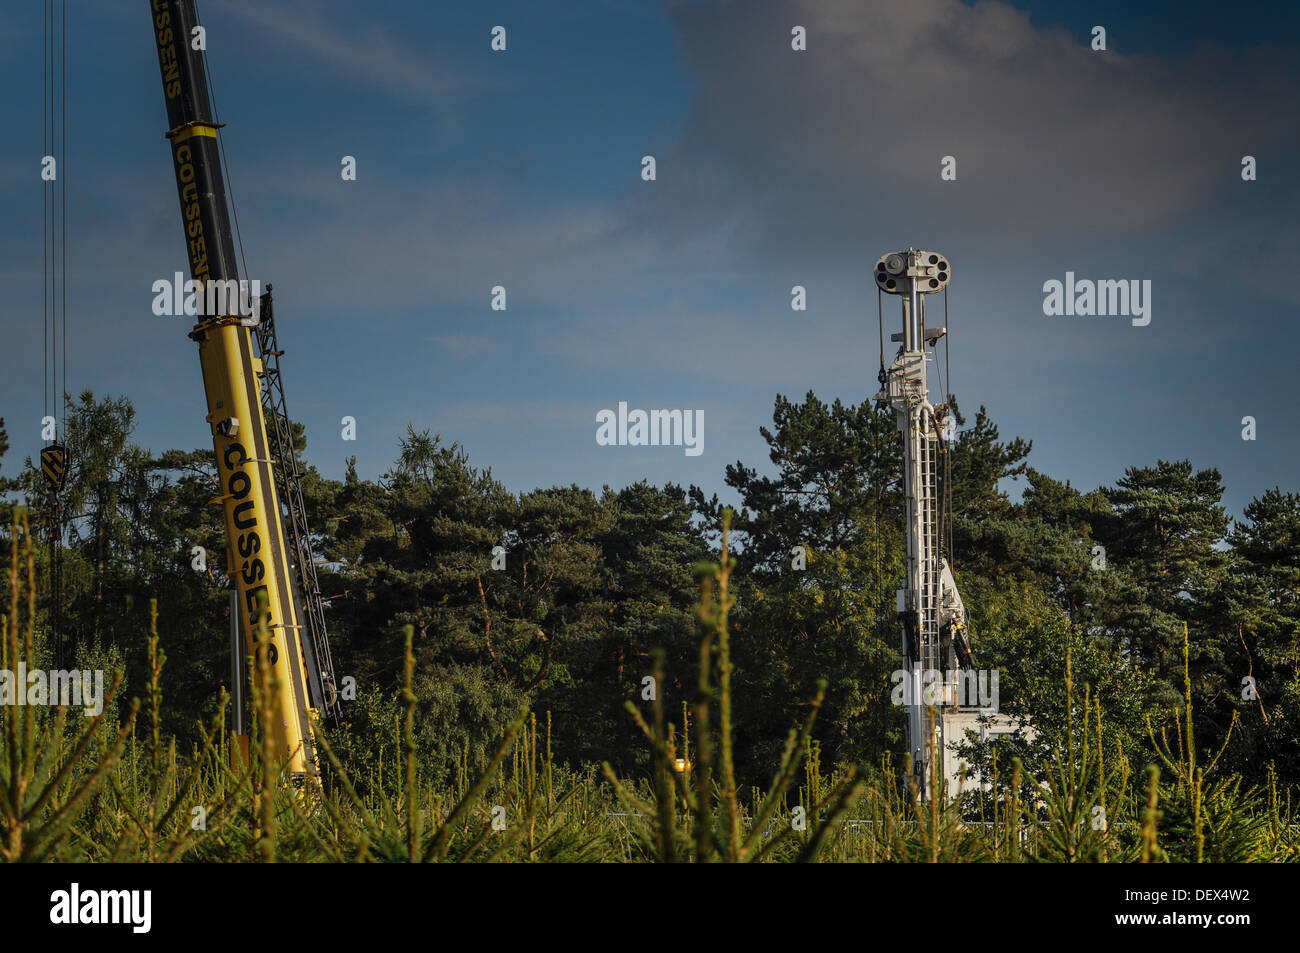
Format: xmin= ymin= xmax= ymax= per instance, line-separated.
xmin=874 ymin=249 xmax=974 ymax=801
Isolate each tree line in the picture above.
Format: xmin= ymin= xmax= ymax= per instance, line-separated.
xmin=1 ymin=389 xmax=1297 ymax=791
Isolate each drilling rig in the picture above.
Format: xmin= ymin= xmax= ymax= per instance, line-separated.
xmin=873 ymin=249 xmax=975 ymax=801
xmin=148 ymin=0 xmax=340 ymax=779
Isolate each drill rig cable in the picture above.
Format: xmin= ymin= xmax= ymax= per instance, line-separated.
xmin=877 ymin=286 xmax=885 ymax=384
xmin=943 ymin=288 xmax=953 ymax=565
xmin=944 ymin=287 xmax=951 ymax=407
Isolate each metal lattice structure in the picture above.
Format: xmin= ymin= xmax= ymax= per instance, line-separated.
xmin=254 ymin=288 xmax=341 ymax=722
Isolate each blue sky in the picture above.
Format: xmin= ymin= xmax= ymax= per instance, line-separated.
xmin=2 ymin=0 xmax=1298 ymax=524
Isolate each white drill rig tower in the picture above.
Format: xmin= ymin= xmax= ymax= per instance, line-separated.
xmin=873 ymin=249 xmax=975 ymax=801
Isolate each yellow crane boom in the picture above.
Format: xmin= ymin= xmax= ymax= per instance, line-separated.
xmin=148 ymin=0 xmax=337 ymax=778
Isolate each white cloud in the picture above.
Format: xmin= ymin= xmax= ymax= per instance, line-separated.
xmin=222 ymin=0 xmax=479 ymax=110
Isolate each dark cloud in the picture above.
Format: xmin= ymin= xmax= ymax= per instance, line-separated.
xmin=645 ymin=0 xmax=1298 ymax=268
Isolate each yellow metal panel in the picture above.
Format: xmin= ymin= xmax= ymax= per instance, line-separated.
xmin=197 ymin=320 xmax=317 ymax=776
xmin=168 ymin=124 xmax=219 ymax=143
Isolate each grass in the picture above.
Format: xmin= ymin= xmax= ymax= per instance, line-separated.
xmin=1 ymin=506 xmax=1297 ymax=862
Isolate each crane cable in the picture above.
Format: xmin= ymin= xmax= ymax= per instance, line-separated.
xmin=41 ymin=0 xmax=70 ymax=667
xmin=61 ymin=0 xmax=67 ymax=447
xmin=193 ymin=0 xmax=250 ymax=284
xmin=42 ymin=0 xmax=47 ymax=424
